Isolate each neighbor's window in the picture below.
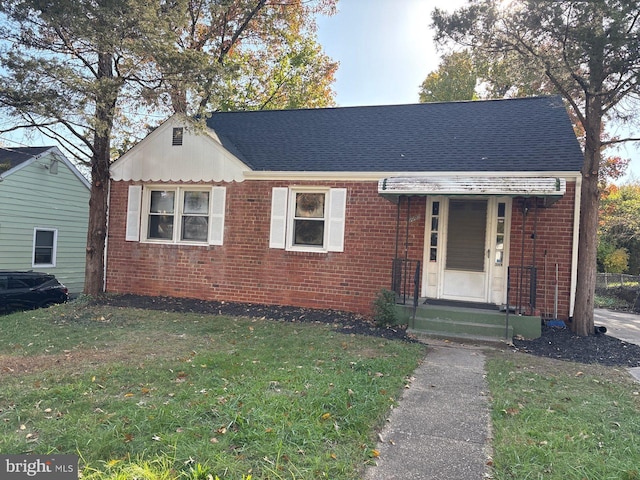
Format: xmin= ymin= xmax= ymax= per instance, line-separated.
xmin=140 ymin=186 xmax=225 ymax=245
xmin=33 ymin=228 xmax=57 ymax=267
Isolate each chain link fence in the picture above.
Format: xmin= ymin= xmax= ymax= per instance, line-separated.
xmin=596 ymin=273 xmax=640 ymax=289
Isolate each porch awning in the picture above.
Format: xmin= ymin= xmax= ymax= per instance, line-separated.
xmin=378 ymin=176 xmax=566 ymax=202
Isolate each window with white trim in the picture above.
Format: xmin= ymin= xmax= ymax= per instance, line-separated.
xmin=33 ymin=228 xmax=57 ymax=267
xmin=126 ymin=185 xmax=226 ymax=245
xmin=269 ymin=187 xmax=347 ymax=252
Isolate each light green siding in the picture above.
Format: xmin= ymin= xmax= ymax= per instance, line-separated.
xmin=0 ymin=152 xmax=90 ymax=294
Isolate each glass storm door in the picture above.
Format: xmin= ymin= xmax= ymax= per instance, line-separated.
xmin=442 ymin=199 xmax=489 ymax=301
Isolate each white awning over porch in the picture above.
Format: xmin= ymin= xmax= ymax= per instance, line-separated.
xmin=378 ymin=176 xmax=566 ymax=201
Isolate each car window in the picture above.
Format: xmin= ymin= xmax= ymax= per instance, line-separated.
xmin=8 ymin=278 xmax=31 ymax=289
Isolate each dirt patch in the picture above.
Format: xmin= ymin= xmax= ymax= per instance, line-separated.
xmin=98 ymin=294 xmax=640 ymax=368
xmin=0 ymin=329 xmax=198 ymax=376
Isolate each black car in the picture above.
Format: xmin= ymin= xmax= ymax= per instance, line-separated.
xmin=0 ymin=271 xmax=69 ymax=313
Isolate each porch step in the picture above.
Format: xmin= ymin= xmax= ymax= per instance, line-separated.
xmin=396 ymin=303 xmax=541 ymax=342
xmin=409 ymin=316 xmax=513 ymax=344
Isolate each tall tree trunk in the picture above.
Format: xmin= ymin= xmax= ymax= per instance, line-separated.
xmin=84 ymin=52 xmax=117 ymax=297
xmin=572 ymin=94 xmax=603 ymax=336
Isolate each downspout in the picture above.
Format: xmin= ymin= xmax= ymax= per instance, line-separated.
xmin=103 ymin=178 xmax=111 ymax=294
xmin=392 ymin=197 xmax=401 ymax=292
xmin=518 ymin=198 xmax=529 ymax=314
xmin=531 ymin=198 xmax=539 ymax=314
xmin=405 ymin=196 xmax=411 ymax=305
xmin=570 ymin=175 xmax=581 ymax=318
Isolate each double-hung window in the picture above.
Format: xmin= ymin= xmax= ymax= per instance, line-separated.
xmin=270 ymin=187 xmax=347 ymax=252
xmin=33 ymin=228 xmax=57 ymax=267
xmin=126 ymin=185 xmax=226 ymax=245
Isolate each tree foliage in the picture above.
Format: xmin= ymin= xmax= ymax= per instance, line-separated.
xmin=0 ymin=0 xmax=337 ymax=296
xmin=599 ymin=183 xmax=640 ymax=274
xmin=153 ymin=0 xmax=337 ymax=115
xmin=432 ymin=0 xmax=640 ymax=335
xmin=418 ymin=50 xmax=479 ymax=102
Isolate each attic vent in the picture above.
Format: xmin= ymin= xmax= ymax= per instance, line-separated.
xmin=172 ymin=127 xmax=183 ymax=146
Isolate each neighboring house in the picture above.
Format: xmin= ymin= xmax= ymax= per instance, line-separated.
xmin=0 ymin=146 xmax=90 ymax=295
xmin=106 ymin=96 xmax=584 ymax=326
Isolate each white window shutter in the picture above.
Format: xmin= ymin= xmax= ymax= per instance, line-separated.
xmin=327 ymin=188 xmax=347 ymax=252
xmin=269 ymin=187 xmax=289 ymax=249
xmin=125 ymin=185 xmax=142 ymax=241
xmin=209 ymin=186 xmax=226 ymax=245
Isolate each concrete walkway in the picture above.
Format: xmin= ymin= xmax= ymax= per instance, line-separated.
xmin=594 ymin=308 xmax=640 ymax=346
xmin=363 ymin=340 xmax=491 ymax=480
xmin=594 ymin=308 xmax=640 ymax=382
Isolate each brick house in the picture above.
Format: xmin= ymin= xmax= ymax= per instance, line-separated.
xmin=106 ymin=96 xmax=584 ymax=332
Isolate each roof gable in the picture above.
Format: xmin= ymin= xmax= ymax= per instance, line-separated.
xmin=0 ymin=146 xmax=90 ymax=189
xmin=205 ymin=96 xmax=584 ymax=173
xmin=0 ymin=147 xmax=52 ymax=174
xmin=110 ymin=116 xmax=250 ymax=182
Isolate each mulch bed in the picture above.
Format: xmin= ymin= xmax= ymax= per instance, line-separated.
xmin=97 ymin=294 xmax=640 ymax=367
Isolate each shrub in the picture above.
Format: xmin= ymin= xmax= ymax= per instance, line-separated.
xmin=372 ymin=289 xmax=398 ymax=327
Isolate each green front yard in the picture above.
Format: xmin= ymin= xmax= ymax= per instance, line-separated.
xmin=0 ymin=300 xmax=424 ymax=479
xmin=1 ymin=299 xmax=639 ymax=479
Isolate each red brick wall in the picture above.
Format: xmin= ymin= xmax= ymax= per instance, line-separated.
xmin=508 ymin=182 xmax=576 ymax=321
xmin=107 ymin=180 xmax=424 ymax=315
xmin=107 ymin=180 xmax=575 ymax=319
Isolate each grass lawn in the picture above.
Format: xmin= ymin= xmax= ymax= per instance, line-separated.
xmin=0 ymin=300 xmax=426 ymax=480
xmin=3 ymin=300 xmax=640 ymax=480
xmin=486 ymin=349 xmax=640 ymax=480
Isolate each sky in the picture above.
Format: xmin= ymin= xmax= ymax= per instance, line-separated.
xmin=315 ymin=0 xmax=640 ymax=181
xmin=315 ymin=0 xmax=467 ymax=107
xmin=1 ymin=0 xmax=638 ymax=180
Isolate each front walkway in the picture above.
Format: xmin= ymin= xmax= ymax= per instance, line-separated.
xmin=363 ymin=339 xmax=492 ymax=480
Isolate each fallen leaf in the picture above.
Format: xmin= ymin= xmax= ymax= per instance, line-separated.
xmin=321 ymin=412 xmax=331 ymax=420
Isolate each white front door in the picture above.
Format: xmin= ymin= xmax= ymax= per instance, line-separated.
xmin=422 ymin=197 xmax=511 ymax=305
xmin=442 ymin=199 xmax=488 ymax=301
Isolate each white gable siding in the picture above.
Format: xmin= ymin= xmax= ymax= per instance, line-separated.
xmin=0 ymin=152 xmax=90 ymax=294
xmin=110 ymin=117 xmax=249 ymax=183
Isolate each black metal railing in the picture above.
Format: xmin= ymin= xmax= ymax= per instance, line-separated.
xmin=392 ymin=258 xmax=421 ymax=306
xmin=507 ymin=265 xmax=537 ymax=315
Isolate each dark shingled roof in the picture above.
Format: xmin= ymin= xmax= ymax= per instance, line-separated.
xmin=0 ymin=146 xmax=52 ymax=174
xmin=205 ymin=96 xmax=584 ymax=173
